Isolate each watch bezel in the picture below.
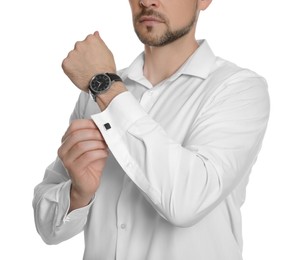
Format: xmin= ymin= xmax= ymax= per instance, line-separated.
xmin=89 ymin=73 xmax=112 ymax=94
xmin=88 ymin=73 xmax=122 ymax=102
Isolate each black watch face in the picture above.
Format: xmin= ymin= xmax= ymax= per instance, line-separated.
xmin=91 ymin=74 xmax=111 ymax=92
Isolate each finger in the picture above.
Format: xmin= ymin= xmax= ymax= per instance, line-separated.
xmin=62 ymin=119 xmax=100 ymax=143
xmin=71 ymin=149 xmax=109 ymax=173
xmin=59 ymin=128 xmax=104 ymax=159
xmin=84 ymin=33 xmax=93 ymax=41
xmin=64 ymin=140 xmax=108 ymax=166
xmin=94 ymin=31 xmax=102 ymax=41
xmin=93 ymin=30 xmax=108 ymax=46
xmin=61 ymin=50 xmax=74 ymax=72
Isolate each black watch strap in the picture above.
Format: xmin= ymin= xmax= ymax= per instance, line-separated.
xmin=106 ymin=73 xmax=122 ymax=83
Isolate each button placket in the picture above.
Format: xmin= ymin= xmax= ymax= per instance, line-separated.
xmin=120 ymin=223 xmax=127 ymax=229
xmin=115 ymin=175 xmax=132 ymax=259
xmin=140 ymin=90 xmax=157 ymax=112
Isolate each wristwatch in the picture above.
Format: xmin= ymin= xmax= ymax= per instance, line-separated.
xmin=88 ymin=73 xmax=122 ymax=101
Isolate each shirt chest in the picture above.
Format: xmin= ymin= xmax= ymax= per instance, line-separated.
xmin=126 ymin=76 xmax=211 ymax=146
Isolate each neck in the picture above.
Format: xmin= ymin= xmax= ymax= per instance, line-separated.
xmin=143 ymin=33 xmax=199 ymax=86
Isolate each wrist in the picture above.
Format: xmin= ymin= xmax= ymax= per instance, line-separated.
xmin=95 ymin=81 xmax=127 ymax=111
xmin=69 ymin=185 xmax=94 ymax=213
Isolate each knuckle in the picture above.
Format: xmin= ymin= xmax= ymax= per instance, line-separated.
xmin=96 ymin=148 xmax=109 ymax=158
xmin=74 ymin=141 xmax=85 ymax=151
xmin=102 ymin=149 xmax=109 ymax=158
xmin=57 ymin=147 xmax=62 ymax=158
xmin=101 ymin=141 xmax=108 ymax=149
xmin=57 ymin=145 xmax=67 ymax=159
xmin=74 ymin=41 xmax=81 ymax=49
xmin=58 ymin=153 xmax=71 ymax=169
xmin=61 ymin=51 xmax=73 ymax=69
xmin=85 ymin=34 xmax=94 ymax=41
xmin=91 ymin=130 xmax=101 ymax=139
xmin=69 ymin=121 xmax=76 ymax=131
xmin=61 ymin=57 xmax=68 ymax=70
xmin=63 ymin=158 xmax=72 ymax=169
xmin=68 ymin=132 xmax=77 ymax=142
xmin=69 ymin=120 xmax=81 ymax=132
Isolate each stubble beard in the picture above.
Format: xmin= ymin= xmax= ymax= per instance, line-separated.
xmin=134 ymin=10 xmax=197 ymax=47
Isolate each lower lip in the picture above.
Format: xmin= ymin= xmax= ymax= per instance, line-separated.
xmin=140 ymin=20 xmax=162 ymax=26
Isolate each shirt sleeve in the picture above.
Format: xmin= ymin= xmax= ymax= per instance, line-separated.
xmin=33 ymin=93 xmax=94 ymax=245
xmin=91 ymin=72 xmax=270 ymax=227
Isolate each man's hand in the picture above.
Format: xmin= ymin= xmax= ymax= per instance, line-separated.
xmin=58 ymin=119 xmax=108 ymax=212
xmin=62 ymin=31 xmax=116 ymax=91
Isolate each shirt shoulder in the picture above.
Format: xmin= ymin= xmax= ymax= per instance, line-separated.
xmin=207 ymin=56 xmax=268 ymax=94
xmin=211 ymin=57 xmax=266 ymax=81
xmin=197 ymin=56 xmax=269 ymax=113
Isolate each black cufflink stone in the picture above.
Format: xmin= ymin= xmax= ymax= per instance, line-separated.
xmin=104 ymin=123 xmax=111 ymax=130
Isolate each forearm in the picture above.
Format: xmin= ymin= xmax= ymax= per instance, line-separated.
xmin=91 ymin=80 xmax=269 ymax=227
xmin=91 ymin=93 xmax=218 ymax=226
xmin=94 ymin=109 xmax=222 ymax=227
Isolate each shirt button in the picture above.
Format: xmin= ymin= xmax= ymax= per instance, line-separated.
xmin=127 ymin=162 xmax=133 ymax=168
xmin=120 ymin=224 xmax=127 ymax=229
xmin=148 ymin=90 xmax=153 ymax=96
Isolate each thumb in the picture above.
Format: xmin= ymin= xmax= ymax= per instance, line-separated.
xmin=94 ymin=31 xmax=102 ymax=41
xmin=93 ymin=31 xmax=112 ymax=52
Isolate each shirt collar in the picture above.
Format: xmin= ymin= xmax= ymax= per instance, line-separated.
xmin=180 ymin=40 xmax=216 ymax=79
xmin=120 ymin=40 xmax=216 ymax=83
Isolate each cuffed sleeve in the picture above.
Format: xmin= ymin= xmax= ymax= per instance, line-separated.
xmin=92 ymin=92 xmax=161 ymax=205
xmin=92 ymin=74 xmax=270 ymax=227
xmin=33 ymin=92 xmax=95 ymax=244
xmin=33 ymin=158 xmax=94 ymax=244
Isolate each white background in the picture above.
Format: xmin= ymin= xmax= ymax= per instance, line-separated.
xmin=1 ymin=0 xmax=302 ymax=259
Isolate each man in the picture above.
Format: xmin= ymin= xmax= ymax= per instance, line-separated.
xmin=33 ymin=0 xmax=270 ymax=259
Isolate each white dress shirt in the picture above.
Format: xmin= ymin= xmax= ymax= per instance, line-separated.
xmin=33 ymin=40 xmax=270 ymax=260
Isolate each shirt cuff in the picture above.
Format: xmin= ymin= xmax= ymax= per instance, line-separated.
xmin=91 ymin=91 xmax=161 ymax=205
xmin=91 ymin=91 xmax=147 ymax=143
xmin=59 ymin=180 xmax=95 ymax=225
